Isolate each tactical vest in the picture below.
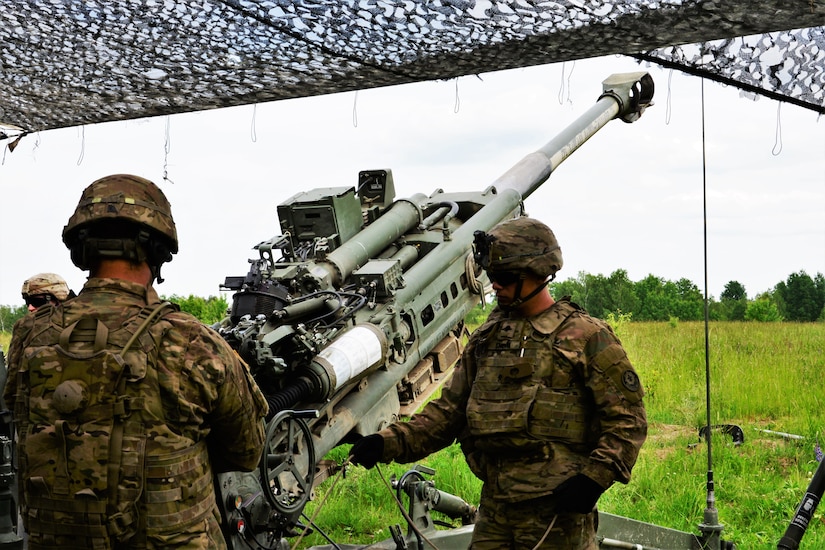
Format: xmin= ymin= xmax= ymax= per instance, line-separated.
xmin=14 ymin=302 xmax=216 ymax=548
xmin=465 ymin=302 xmax=594 ymax=453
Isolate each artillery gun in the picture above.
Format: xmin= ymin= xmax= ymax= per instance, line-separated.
xmin=213 ymin=72 xmax=658 ymax=549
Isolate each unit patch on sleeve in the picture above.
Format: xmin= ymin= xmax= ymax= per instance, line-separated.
xmin=621 ymin=370 xmax=641 ymax=393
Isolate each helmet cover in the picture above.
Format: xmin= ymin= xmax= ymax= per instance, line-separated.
xmin=21 ymin=272 xmax=70 ymax=301
xmin=473 ymin=217 xmax=562 ymax=279
xmin=63 ymin=174 xmax=178 ymax=253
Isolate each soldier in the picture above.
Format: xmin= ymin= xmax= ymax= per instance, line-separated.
xmin=350 ymin=216 xmax=647 ymax=549
xmin=21 ymin=272 xmax=75 ymax=311
xmin=5 ymin=174 xmax=269 ymax=549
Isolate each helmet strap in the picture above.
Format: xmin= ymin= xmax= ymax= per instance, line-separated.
xmin=499 ymin=279 xmax=544 ymax=311
xmin=152 ymin=263 xmax=166 ymax=285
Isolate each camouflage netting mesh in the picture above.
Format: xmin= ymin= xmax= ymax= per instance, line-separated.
xmin=1 ymin=0 xmax=823 ymax=137
xmin=638 ymin=27 xmax=825 ymax=111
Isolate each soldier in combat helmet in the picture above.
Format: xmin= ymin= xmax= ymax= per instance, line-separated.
xmin=5 ymin=174 xmax=269 ymax=549
xmin=21 ymin=272 xmax=76 ymax=311
xmin=350 ymin=216 xmax=647 ymax=549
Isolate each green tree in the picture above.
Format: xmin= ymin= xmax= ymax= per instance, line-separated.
xmin=0 ymin=304 xmax=28 ymax=333
xmin=631 ymin=275 xmax=703 ymax=321
xmin=817 ymin=273 xmax=825 ymax=321
xmin=465 ymin=302 xmax=491 ymax=328
xmin=720 ymin=280 xmax=747 ymax=321
xmin=775 ymin=271 xmax=824 ymax=322
xmin=670 ymin=277 xmax=704 ymax=321
xmin=603 ymin=269 xmax=640 ymax=319
xmin=549 ymin=271 xmax=587 ymax=306
xmin=579 ymin=272 xmax=611 ymax=318
xmin=721 ymin=280 xmax=747 ymax=301
xmin=745 ymin=297 xmax=783 ymax=322
xmin=634 ymin=275 xmax=670 ymax=321
xmin=706 ymin=296 xmax=724 ymax=321
xmin=164 ymin=294 xmax=230 ymax=325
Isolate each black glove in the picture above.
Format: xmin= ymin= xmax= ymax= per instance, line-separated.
xmin=553 ymin=474 xmax=604 ymax=514
xmin=349 ymin=434 xmax=384 ymax=469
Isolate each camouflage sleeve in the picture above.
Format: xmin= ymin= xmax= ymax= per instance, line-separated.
xmin=207 ymin=343 xmax=269 ymax=472
xmin=379 ymin=344 xmax=476 ymax=464
xmin=578 ymin=323 xmax=647 ymax=489
xmin=3 ymin=315 xmax=35 ymax=413
xmin=162 ymin=316 xmax=268 ymax=473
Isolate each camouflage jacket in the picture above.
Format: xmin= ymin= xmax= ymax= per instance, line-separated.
xmin=379 ymin=297 xmax=647 ymax=503
xmin=5 ymin=278 xmax=268 ymax=546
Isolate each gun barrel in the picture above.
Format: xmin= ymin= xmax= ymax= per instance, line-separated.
xmin=493 ymin=71 xmax=654 ymax=201
xmin=396 ymin=72 xmax=654 ymax=305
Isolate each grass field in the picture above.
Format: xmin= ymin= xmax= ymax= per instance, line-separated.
xmin=2 ymin=322 xmax=824 ymax=549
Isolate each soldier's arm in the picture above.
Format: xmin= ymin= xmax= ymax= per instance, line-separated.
xmin=3 ymin=315 xmax=35 ymax=414
xmin=580 ymin=326 xmax=648 ymax=489
xmin=168 ymin=320 xmax=268 ymax=473
xmin=206 ymin=339 xmax=268 ymax=473
xmin=380 ymin=349 xmax=474 ymax=464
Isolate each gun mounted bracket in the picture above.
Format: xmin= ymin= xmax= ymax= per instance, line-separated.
xmin=599 ymin=72 xmax=655 ymax=123
xmin=389 ymin=465 xmax=478 ymax=544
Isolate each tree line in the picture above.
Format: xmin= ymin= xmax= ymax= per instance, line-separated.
xmin=0 ymin=294 xmax=230 ymax=334
xmin=548 ymin=269 xmax=825 ymax=322
xmin=2 ymin=269 xmax=824 ymax=332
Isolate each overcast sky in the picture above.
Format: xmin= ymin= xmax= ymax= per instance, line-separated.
xmin=1 ymin=55 xmax=823 ymax=307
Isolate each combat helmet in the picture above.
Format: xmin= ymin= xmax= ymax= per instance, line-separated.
xmin=62 ymin=174 xmax=178 ymax=282
xmin=21 ymin=272 xmax=70 ymax=302
xmin=473 ymin=216 xmax=563 ymax=280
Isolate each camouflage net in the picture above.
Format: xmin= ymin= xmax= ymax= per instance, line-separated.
xmin=638 ymin=27 xmax=825 ymax=112
xmin=0 ymin=0 xmax=823 ymax=137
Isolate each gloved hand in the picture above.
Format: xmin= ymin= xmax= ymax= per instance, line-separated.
xmin=349 ymin=434 xmax=385 ymax=469
xmin=553 ymin=474 xmax=604 ymax=514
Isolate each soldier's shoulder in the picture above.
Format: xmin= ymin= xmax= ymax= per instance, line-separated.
xmin=160 ymin=308 xmax=201 ymax=326
xmin=161 ymin=310 xmax=221 ymax=335
xmin=555 ymin=302 xmax=608 ymax=338
xmin=9 ymin=313 xmax=36 ymax=348
xmin=158 ymin=309 xmax=234 ymax=351
xmin=11 ymin=312 xmax=34 ymax=331
xmin=470 ymin=308 xmax=506 ymax=338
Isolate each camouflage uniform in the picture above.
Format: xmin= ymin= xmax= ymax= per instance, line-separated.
xmin=379 ymin=298 xmax=646 ymax=548
xmin=368 ymin=217 xmax=646 ymax=549
xmin=5 ymin=278 xmax=268 ymax=549
xmin=6 ymin=173 xmax=269 ymax=549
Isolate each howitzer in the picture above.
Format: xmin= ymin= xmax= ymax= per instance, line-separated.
xmin=213 ymin=71 xmax=656 ymax=549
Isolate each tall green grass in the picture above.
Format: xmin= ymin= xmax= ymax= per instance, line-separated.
xmin=298 ymin=322 xmax=825 ymax=549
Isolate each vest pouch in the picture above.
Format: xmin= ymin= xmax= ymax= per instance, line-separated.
xmin=467 ymin=380 xmax=538 ymax=436
xmin=20 ymin=342 xmax=143 ymax=544
xmin=527 ymin=387 xmax=590 ymax=444
xmin=24 ymin=345 xmax=123 ymax=496
xmin=144 ymin=440 xmax=215 ymax=535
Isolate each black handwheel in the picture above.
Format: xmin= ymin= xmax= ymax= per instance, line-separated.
xmin=259 ymin=409 xmax=317 ymax=515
